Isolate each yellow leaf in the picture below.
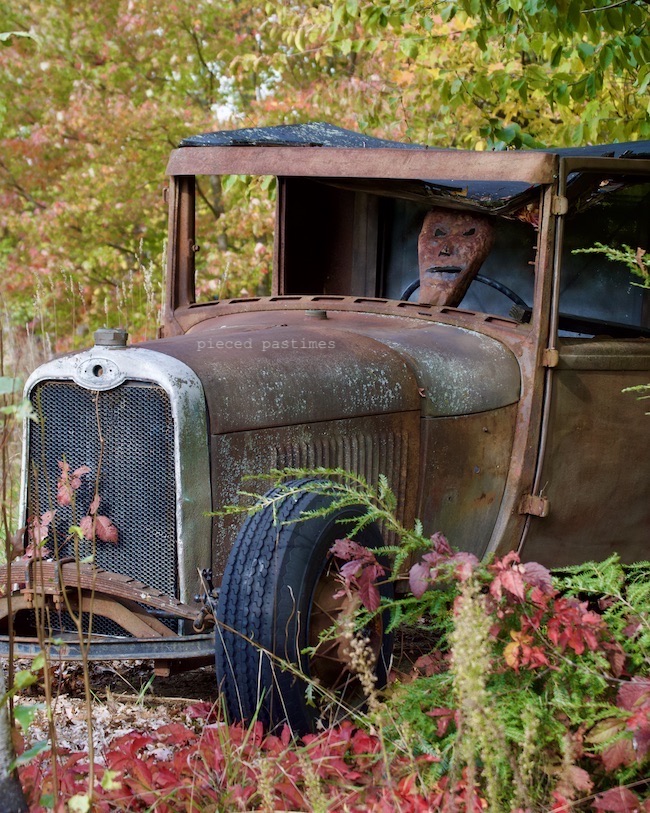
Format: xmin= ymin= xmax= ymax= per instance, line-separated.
xmin=100 ymin=770 xmax=122 ymax=792
xmin=504 ymin=641 xmax=520 ymax=667
xmin=394 ymin=70 xmax=415 ymax=86
xmin=68 ymin=794 xmax=91 ymax=813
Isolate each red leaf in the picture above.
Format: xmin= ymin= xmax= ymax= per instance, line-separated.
xmin=425 ymin=707 xmax=454 ymax=737
xmin=593 ymin=787 xmax=642 ymax=812
xmin=522 ymin=560 xmax=554 ymax=594
xmin=331 ymin=538 xmax=374 ymax=564
xmin=357 ymin=568 xmax=381 ymax=612
xmin=601 ymin=738 xmax=636 ymax=772
xmin=56 ymin=461 xmax=90 ymax=506
xmin=350 ymin=730 xmax=381 ymax=755
xmin=413 ymin=651 xmax=446 ymax=676
xmin=154 ymin=723 xmax=196 ymax=745
xmin=451 ymin=551 xmax=479 ymax=582
xmin=499 ymin=568 xmax=527 ymax=600
xmin=409 ymin=562 xmax=430 ymax=598
xmin=603 ymin=641 xmax=627 ymax=677
xmin=618 ymin=678 xmax=650 ymax=712
xmin=79 ymin=515 xmax=93 ymax=541
xmin=80 ymin=513 xmax=118 ymax=544
xmin=429 ymin=532 xmax=452 ymax=556
xmin=28 ymin=509 xmax=56 ymax=544
xmin=185 ymin=701 xmax=217 ymax=722
xmin=96 ymin=515 xmax=118 ymax=544
xmin=274 ymin=781 xmax=305 ymax=809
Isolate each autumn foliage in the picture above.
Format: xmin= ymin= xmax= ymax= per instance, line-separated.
xmin=1 ymin=0 xmax=648 ymax=350
xmin=13 ymin=533 xmax=650 ymax=811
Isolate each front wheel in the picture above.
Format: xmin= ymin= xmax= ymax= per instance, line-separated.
xmin=215 ymin=481 xmax=393 ymax=733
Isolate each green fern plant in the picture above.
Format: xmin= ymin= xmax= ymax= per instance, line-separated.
xmin=573 ymin=242 xmax=650 ymax=289
xmin=227 ymin=468 xmax=650 ymax=810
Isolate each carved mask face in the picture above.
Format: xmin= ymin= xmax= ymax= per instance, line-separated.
xmin=418 ymin=208 xmax=494 ymax=307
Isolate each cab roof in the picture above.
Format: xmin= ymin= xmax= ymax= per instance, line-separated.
xmin=168 ymin=122 xmax=650 ymax=214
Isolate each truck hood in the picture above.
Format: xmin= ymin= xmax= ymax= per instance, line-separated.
xmin=140 ymin=320 xmax=520 ymax=433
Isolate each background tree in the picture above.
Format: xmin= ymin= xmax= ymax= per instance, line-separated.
xmin=0 ymin=0 xmax=647 ymax=346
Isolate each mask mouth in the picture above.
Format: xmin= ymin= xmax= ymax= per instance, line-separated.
xmin=424 ymin=265 xmax=462 ymax=274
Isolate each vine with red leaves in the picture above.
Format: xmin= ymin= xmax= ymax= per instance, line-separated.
xmin=331 ymin=532 xmax=650 ymax=812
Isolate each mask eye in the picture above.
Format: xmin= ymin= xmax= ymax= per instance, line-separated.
xmin=434 ymin=228 xmax=446 ymax=237
xmin=463 ymin=228 xmax=476 ymax=236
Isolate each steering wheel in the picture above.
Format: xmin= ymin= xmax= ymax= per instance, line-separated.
xmin=400 ymin=274 xmax=529 ymax=309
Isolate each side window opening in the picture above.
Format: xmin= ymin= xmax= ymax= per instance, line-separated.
xmin=558 ymin=180 xmax=650 ymax=338
xmin=193 ymin=174 xmax=275 ymax=302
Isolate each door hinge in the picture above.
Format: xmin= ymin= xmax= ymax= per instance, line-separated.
xmin=542 ymin=348 xmax=559 ymax=367
xmin=551 ymin=195 xmax=568 ymax=215
xmin=519 ymin=494 xmax=550 ymax=518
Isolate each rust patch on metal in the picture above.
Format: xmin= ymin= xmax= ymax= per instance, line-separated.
xmin=519 ymin=494 xmax=550 ymax=518
xmin=0 ymin=561 xmax=203 ymax=629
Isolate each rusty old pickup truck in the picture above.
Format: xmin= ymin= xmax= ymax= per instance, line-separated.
xmin=2 ymin=123 xmax=649 ymax=731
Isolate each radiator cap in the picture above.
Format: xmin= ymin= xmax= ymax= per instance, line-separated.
xmin=94 ymin=327 xmax=128 ymax=347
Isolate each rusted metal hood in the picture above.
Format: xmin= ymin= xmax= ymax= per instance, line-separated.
xmin=355 ymin=322 xmax=521 ymax=417
xmin=140 ymin=316 xmax=520 ymax=433
xmin=139 ymin=327 xmax=420 ymax=433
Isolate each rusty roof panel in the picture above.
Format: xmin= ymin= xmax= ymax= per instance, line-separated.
xmin=166 ymin=145 xmax=558 ymax=185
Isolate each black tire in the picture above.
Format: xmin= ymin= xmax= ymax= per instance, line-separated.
xmin=215 ymin=480 xmax=393 ymax=733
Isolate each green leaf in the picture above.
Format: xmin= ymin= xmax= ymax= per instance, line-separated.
xmin=400 ymin=38 xmax=419 ymax=59
xmin=577 ymin=42 xmax=595 ymax=61
xmin=475 ymin=74 xmax=493 ymax=98
xmin=571 ymin=122 xmax=585 ymax=145
xmin=598 ymin=43 xmax=614 ymax=70
xmin=551 ymin=43 xmax=563 ymax=67
xmin=567 ymin=0 xmax=581 ymax=30
xmin=556 ymin=82 xmax=570 ymax=105
xmin=605 ymin=7 xmax=623 ymax=31
xmin=629 ymin=3 xmax=644 ymax=26
xmin=0 ymin=376 xmax=22 ymax=395
xmin=636 ymin=66 xmax=650 ymax=96
xmin=39 ymin=794 xmax=54 ymax=809
xmin=497 ymin=124 xmax=519 ymax=144
xmin=13 ymin=669 xmax=39 ymax=690
xmin=295 ymin=28 xmax=306 ymax=52
xmin=13 ymin=702 xmax=44 ymax=732
xmin=9 ymin=739 xmax=49 ymax=769
xmin=332 ymin=2 xmax=345 ymax=28
xmin=440 ymin=3 xmax=456 ymax=23
xmin=571 ymin=76 xmax=588 ymax=101
xmin=0 ymin=397 xmax=36 ymax=421
xmin=585 ymin=72 xmax=597 ymax=98
xmin=0 ymin=31 xmax=36 ymax=44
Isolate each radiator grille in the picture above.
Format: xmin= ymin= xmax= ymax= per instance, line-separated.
xmin=27 ymin=380 xmax=177 ymax=635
